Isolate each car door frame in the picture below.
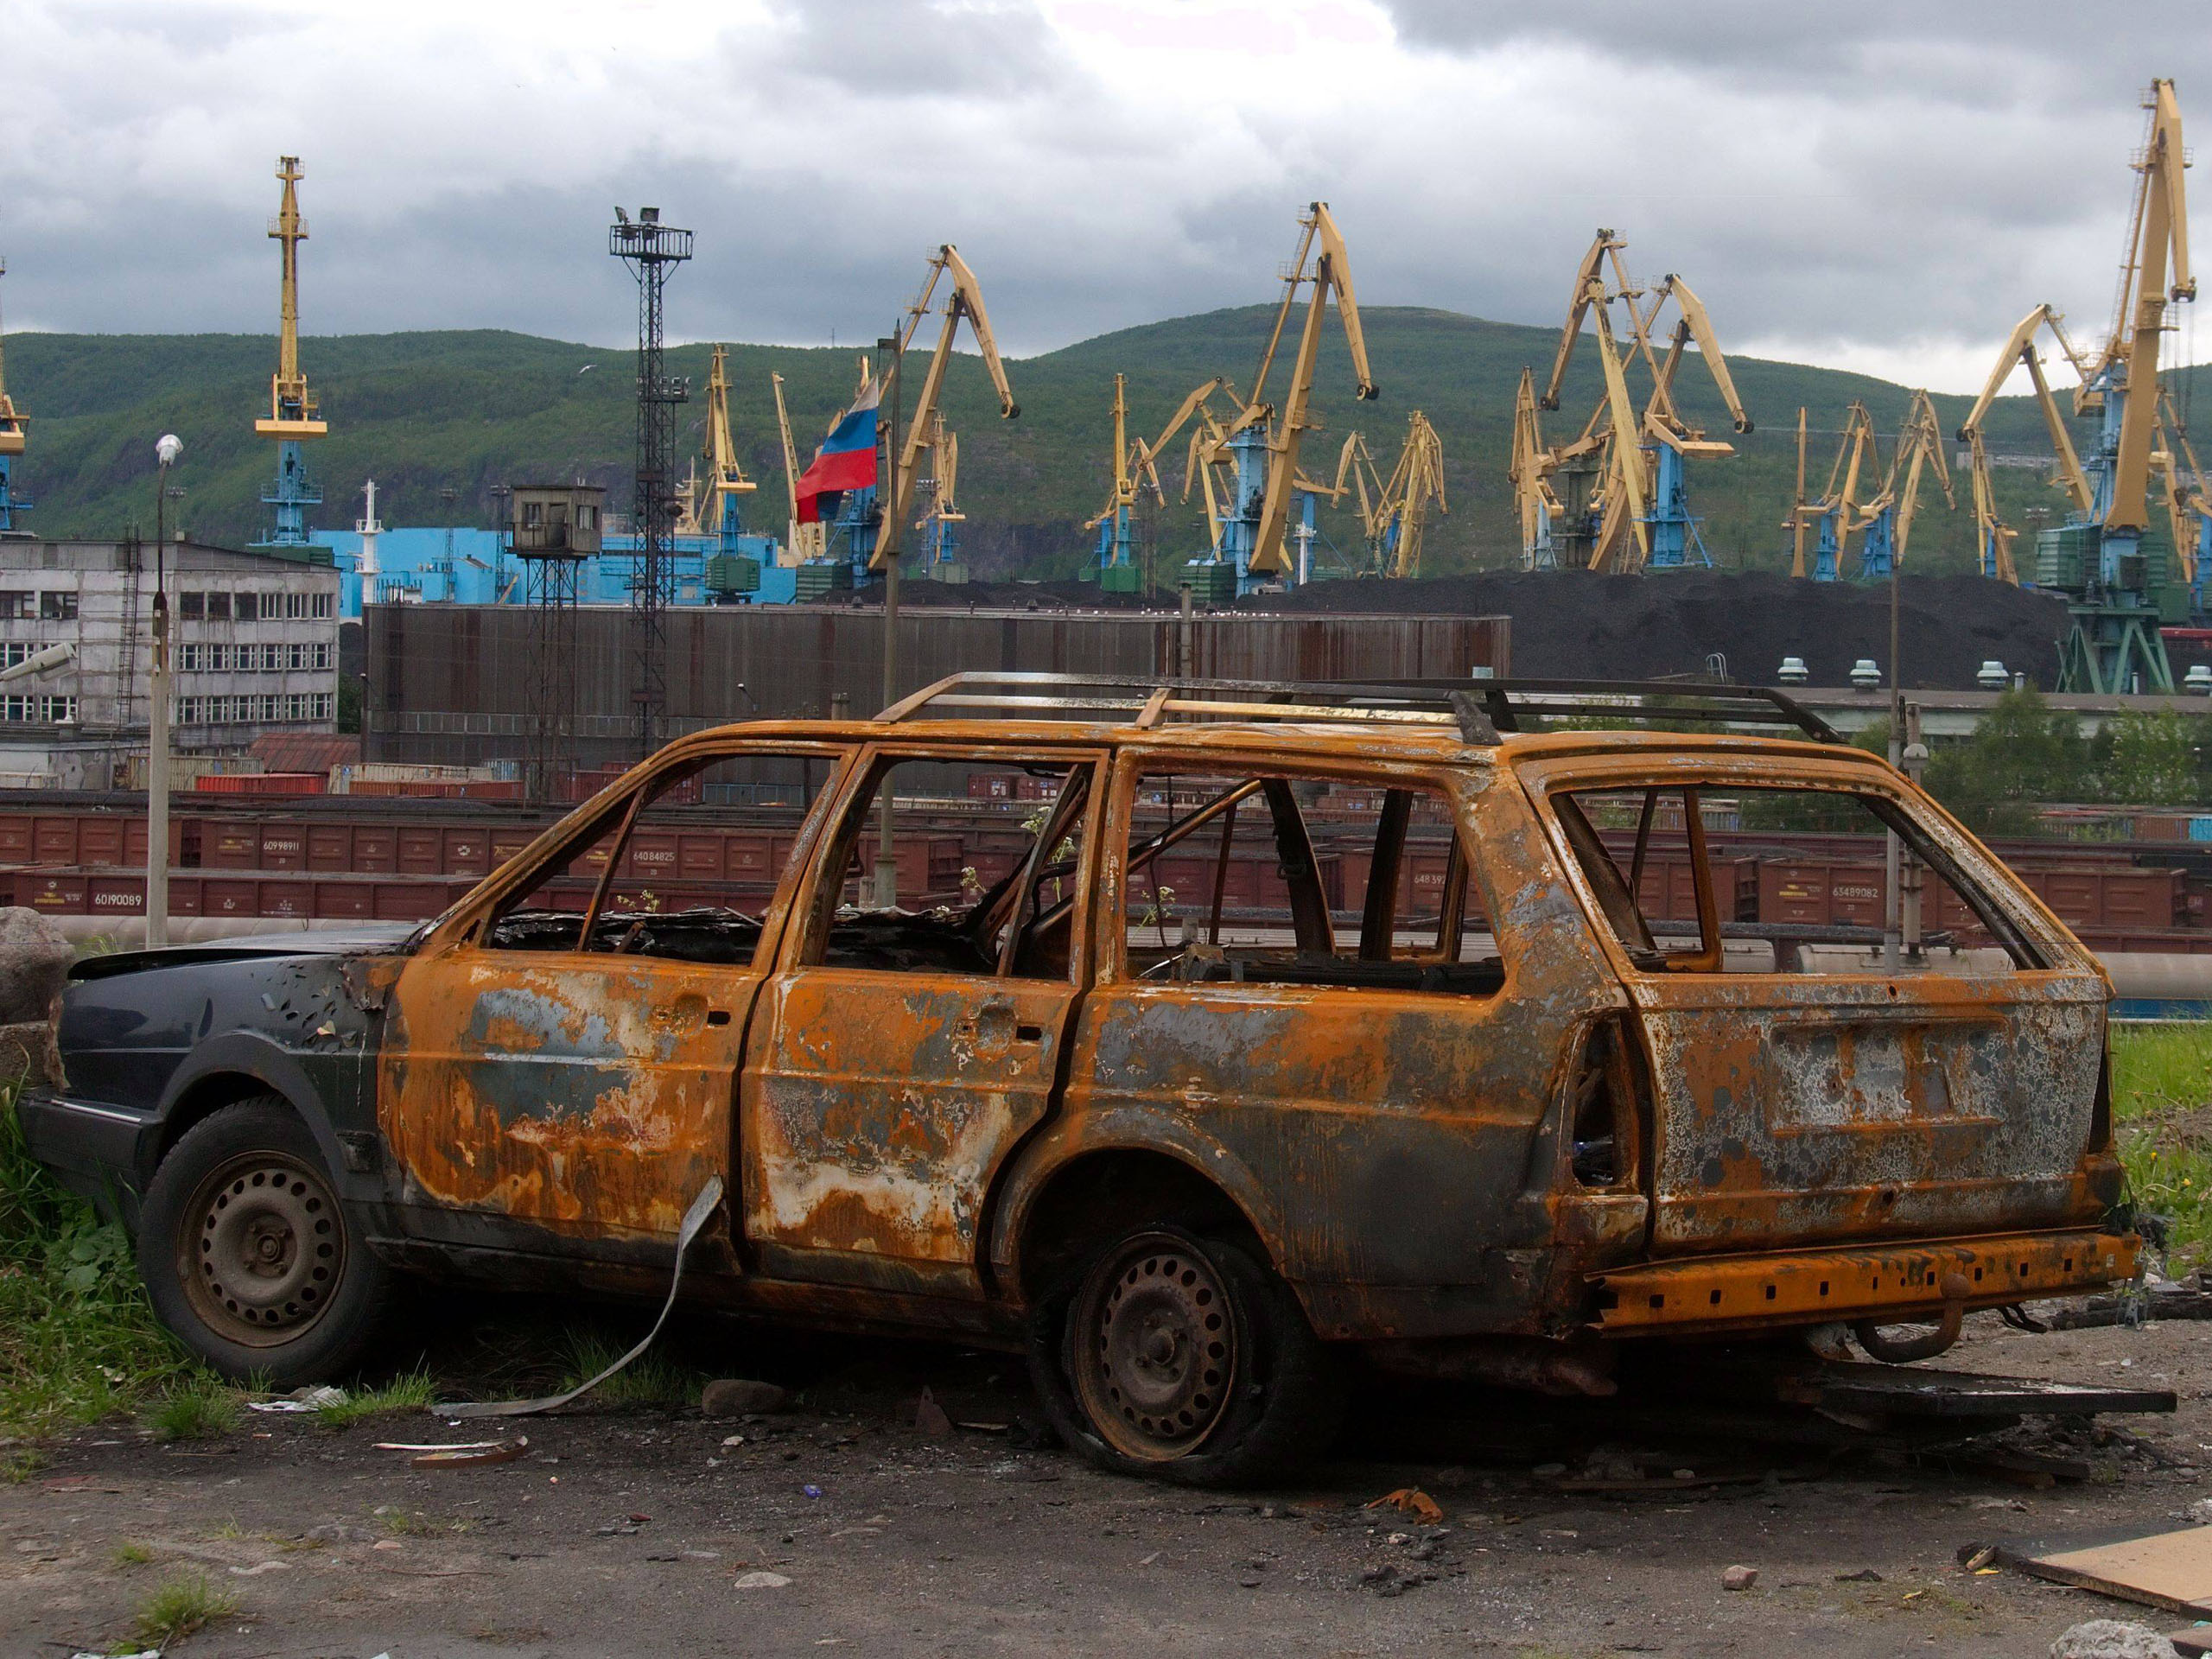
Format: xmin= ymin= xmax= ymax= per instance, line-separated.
xmin=737 ymin=736 xmax=1108 ymax=1300
xmin=376 ymin=726 xmax=854 ymax=1258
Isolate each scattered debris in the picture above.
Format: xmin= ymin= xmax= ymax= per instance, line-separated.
xmin=1365 ymin=1488 xmax=1445 ymax=1524
xmin=2052 ymin=1275 xmax=2212 ymax=1331
xmin=914 ymin=1389 xmax=952 ymax=1437
xmin=2186 ymin=1499 xmax=2212 ymax=1527
xmin=1994 ymin=1522 xmax=2212 ymax=1615
xmin=1835 ymin=1567 xmax=1884 ymax=1582
xmin=2048 ymin=1619 xmax=2182 ymax=1659
xmin=734 ymin=1570 xmax=791 ymax=1590
xmin=249 ymin=1385 xmax=346 ymax=1414
xmin=701 ymin=1379 xmax=790 ymax=1418
xmin=371 ymin=1436 xmax=529 ymax=1469
xmin=1721 ymin=1564 xmax=1759 ymax=1592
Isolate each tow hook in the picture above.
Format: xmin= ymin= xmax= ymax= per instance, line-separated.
xmin=1853 ymin=1271 xmax=1974 ymax=1363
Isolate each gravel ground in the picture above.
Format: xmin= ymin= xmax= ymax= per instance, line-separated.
xmin=4 ymin=1312 xmax=2208 ymax=1658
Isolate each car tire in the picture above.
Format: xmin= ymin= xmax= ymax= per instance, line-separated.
xmin=137 ymin=1096 xmax=394 ymax=1386
xmin=1027 ymin=1220 xmax=1344 ymax=1486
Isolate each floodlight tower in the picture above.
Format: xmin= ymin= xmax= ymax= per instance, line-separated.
xmin=608 ymin=206 xmax=692 ymax=760
xmin=253 ymin=157 xmax=327 ymax=547
xmin=0 ymin=258 xmax=29 ymax=532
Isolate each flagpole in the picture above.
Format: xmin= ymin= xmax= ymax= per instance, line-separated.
xmin=874 ymin=330 xmax=903 ymax=910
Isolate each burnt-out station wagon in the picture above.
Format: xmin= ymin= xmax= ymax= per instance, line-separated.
xmin=19 ymin=674 xmax=2138 ymax=1481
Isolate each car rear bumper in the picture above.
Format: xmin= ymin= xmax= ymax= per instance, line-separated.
xmin=1589 ymin=1227 xmax=2136 ymax=1336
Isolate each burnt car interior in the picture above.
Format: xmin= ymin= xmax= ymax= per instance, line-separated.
xmin=480 ymin=749 xmax=838 ymax=963
xmin=1121 ymin=768 xmax=1504 ymax=995
xmin=807 ymin=754 xmax=1096 ymax=980
xmin=1552 ymin=782 xmax=2047 ymax=974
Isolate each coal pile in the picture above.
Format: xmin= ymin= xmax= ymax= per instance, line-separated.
xmin=855 ymin=569 xmax=2073 ymax=690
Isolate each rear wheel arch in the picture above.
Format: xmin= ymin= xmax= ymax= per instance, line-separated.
xmin=1007 ymin=1146 xmax=1279 ymax=1304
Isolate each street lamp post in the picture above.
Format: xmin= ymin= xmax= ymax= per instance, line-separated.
xmin=147 ymin=435 xmax=182 ymax=949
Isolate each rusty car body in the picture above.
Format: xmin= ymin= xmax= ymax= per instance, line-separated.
xmin=18 ymin=674 xmax=2136 ymax=1481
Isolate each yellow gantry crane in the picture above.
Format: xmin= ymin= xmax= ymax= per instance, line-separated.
xmin=770 ymin=372 xmax=827 ymax=564
xmin=253 ymin=156 xmax=327 ymax=548
xmin=1789 ymin=393 xmax=1955 ymax=582
xmin=1955 ymin=301 xmax=2095 ymax=581
xmin=1510 ymin=369 xmax=1561 ymax=570
xmin=877 ymin=245 xmax=1017 ymax=572
xmin=913 ymin=409 xmax=963 ymax=573
xmin=0 ymin=257 xmax=26 ymax=532
xmin=2154 ymin=386 xmax=2211 ymax=595
xmin=1191 ymin=202 xmax=1377 ymax=586
xmin=1532 ymin=229 xmax=1751 ymax=574
xmin=695 ymin=345 xmax=758 ymax=550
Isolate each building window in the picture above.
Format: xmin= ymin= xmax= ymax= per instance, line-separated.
xmin=38 ymin=592 xmax=77 ymax=621
xmin=178 ymin=643 xmax=200 ymax=672
xmin=311 ymin=592 xmax=333 ymax=619
xmin=0 ymin=593 xmax=30 ymax=621
xmin=0 ymin=694 xmax=75 ymax=722
xmin=206 ymin=593 xmax=232 ymax=621
xmin=579 ymin=505 xmax=597 ymax=532
xmin=179 ymin=591 xmax=205 ymax=620
xmin=0 ymin=643 xmax=35 ymax=671
xmin=524 ymin=500 xmax=544 ymax=530
xmin=314 ymin=693 xmax=333 ymax=721
xmin=311 ymin=642 xmax=332 ymax=671
xmin=235 ymin=592 xmax=259 ymax=622
xmin=263 ymin=643 xmax=284 ymax=672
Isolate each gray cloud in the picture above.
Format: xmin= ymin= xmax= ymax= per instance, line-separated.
xmin=2 ymin=0 xmax=2208 ymax=397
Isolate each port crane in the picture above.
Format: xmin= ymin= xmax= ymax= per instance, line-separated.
xmin=1790 ymin=402 xmax=1880 ymax=582
xmin=1510 ymin=370 xmax=1560 ymax=569
xmin=1189 ymin=202 xmax=1377 ymax=594
xmin=770 ymin=372 xmax=827 ymax=564
xmin=2153 ymin=387 xmax=2211 ymax=607
xmin=876 ymin=244 xmax=1017 ymax=575
xmin=696 ymin=346 xmax=759 ymax=558
xmin=1336 ymin=412 xmax=1447 ymax=577
xmin=252 ymin=156 xmax=328 ymax=549
xmin=1855 ymin=390 xmax=1955 ymax=581
xmin=0 ymin=258 xmax=27 ymax=534
xmin=1959 ymin=80 xmax=2195 ymax=691
xmin=1535 ymin=229 xmax=1752 ymax=573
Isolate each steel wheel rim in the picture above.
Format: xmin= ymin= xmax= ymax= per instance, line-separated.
xmin=1071 ymin=1233 xmax=1237 ymax=1461
xmin=177 ymin=1149 xmax=343 ymax=1347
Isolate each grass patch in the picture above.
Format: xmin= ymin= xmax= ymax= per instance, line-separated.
xmin=316 ymin=1369 xmax=436 ymax=1427
xmin=2112 ymin=1024 xmax=2212 ymax=1269
xmin=111 ymin=1539 xmax=155 ymax=1566
xmin=131 ymin=1570 xmax=238 ymax=1647
xmin=0 ymin=1084 xmax=209 ymax=1436
xmin=144 ymin=1382 xmax=240 ymax=1442
xmin=556 ymin=1327 xmax=704 ymax=1409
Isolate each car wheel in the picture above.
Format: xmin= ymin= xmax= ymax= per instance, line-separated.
xmin=1028 ymin=1221 xmax=1343 ymax=1486
xmin=137 ymin=1096 xmax=394 ymax=1385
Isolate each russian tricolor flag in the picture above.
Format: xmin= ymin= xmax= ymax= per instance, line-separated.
xmin=795 ymin=382 xmax=880 ymax=524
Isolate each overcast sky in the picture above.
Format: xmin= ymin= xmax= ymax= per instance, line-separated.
xmin=4 ymin=0 xmax=2209 ymax=394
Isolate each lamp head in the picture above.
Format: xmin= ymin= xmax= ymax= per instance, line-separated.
xmin=156 ymin=434 xmax=183 ymax=467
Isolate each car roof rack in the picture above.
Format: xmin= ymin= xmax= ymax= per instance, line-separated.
xmin=876 ymin=672 xmax=1841 ymax=747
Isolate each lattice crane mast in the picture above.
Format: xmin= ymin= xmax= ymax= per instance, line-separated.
xmin=876 ymin=245 xmax=1017 ymax=573
xmin=1347 ymin=411 xmax=1447 ymax=579
xmin=1510 ymin=370 xmax=1560 ymax=570
xmin=914 ymin=410 xmax=963 ymax=574
xmin=0 ymin=257 xmax=27 ymax=534
xmin=252 ymin=157 xmax=327 ymax=549
xmin=1856 ymin=390 xmax=1955 ymax=580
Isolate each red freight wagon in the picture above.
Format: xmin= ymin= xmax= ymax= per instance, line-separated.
xmin=1759 ymin=861 xmax=1886 ymax=929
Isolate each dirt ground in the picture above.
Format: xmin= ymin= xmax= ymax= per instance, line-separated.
xmin=5 ymin=1306 xmax=2210 ymax=1659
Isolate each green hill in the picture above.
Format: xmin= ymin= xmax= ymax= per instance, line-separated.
xmin=3 ymin=308 xmax=2190 ymax=581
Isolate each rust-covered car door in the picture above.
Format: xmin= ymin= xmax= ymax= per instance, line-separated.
xmin=379 ymin=740 xmax=843 ymax=1245
xmin=738 ymin=744 xmax=1103 ymax=1296
xmin=1520 ymin=747 xmax=2115 ymax=1255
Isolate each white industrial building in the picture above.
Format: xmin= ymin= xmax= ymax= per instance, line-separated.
xmin=0 ymin=538 xmax=340 ymax=789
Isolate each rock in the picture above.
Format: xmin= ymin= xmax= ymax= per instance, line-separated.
xmin=914 ymin=1388 xmax=952 ymax=1437
xmin=700 ymin=1379 xmax=788 ymax=1418
xmin=2187 ymin=1497 xmax=2212 ymax=1525
xmin=734 ymin=1570 xmax=791 ymax=1590
xmin=2050 ymin=1619 xmax=2180 ymax=1659
xmin=0 ymin=910 xmax=70 ymax=1027
xmin=1721 ymin=1564 xmax=1759 ymax=1592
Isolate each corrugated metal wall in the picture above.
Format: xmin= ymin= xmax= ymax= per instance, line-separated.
xmin=365 ymin=604 xmax=1510 ymax=766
